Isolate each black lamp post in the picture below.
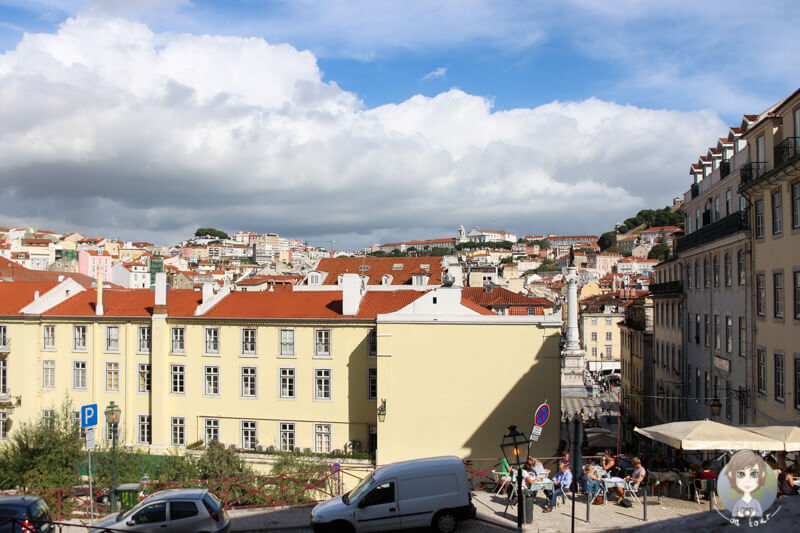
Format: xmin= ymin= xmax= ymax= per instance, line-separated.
xmin=376 ymin=399 xmax=386 ymax=423
xmin=501 ymin=425 xmax=530 ymax=530
xmin=710 ymin=397 xmax=722 ymax=417
xmin=104 ymin=401 xmax=121 ymax=512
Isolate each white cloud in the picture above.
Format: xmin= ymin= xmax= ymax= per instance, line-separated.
xmin=422 ymin=66 xmax=447 ymax=81
xmin=0 ymin=16 xmax=727 ymax=247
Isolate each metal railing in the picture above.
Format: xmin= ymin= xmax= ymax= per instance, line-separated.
xmin=675 ymin=211 xmax=749 ymax=254
xmin=774 ymin=136 xmax=800 ymax=167
xmin=649 ymin=281 xmax=683 ymax=298
xmin=740 ymin=162 xmax=766 ymax=185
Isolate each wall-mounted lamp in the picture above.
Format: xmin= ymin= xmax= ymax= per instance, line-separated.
xmin=376 ymin=399 xmax=387 ymax=422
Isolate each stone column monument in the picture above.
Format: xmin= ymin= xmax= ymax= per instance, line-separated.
xmin=561 ymin=265 xmax=589 ymax=397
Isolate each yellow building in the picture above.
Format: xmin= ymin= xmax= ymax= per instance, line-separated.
xmin=0 ymin=274 xmax=562 ymax=465
xmin=738 ymin=89 xmax=800 ymax=424
xmin=619 ymin=296 xmax=654 ymax=448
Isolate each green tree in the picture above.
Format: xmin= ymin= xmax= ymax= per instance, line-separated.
xmin=648 ymin=243 xmax=672 ymax=261
xmin=196 ymin=441 xmax=253 ymax=480
xmin=0 ymin=399 xmax=82 ymax=490
xmin=91 ymin=448 xmax=199 ymax=486
xmin=597 ymin=231 xmax=616 ymax=251
xmin=194 ymin=228 xmax=230 ymax=240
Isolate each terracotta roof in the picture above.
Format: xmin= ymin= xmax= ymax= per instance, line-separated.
xmin=641 ymin=226 xmax=683 ymax=233
xmin=0 ymin=257 xmax=97 ymax=287
xmin=462 ymin=286 xmax=554 ymax=309
xmin=0 ymin=282 xmax=59 ymax=315
xmin=311 ymin=257 xmax=445 ymax=286
xmin=509 ymin=306 xmax=544 ymax=316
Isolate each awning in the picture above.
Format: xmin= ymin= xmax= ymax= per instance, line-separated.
xmin=634 ymin=420 xmax=784 ymax=451
xmin=744 ymin=425 xmax=800 ymax=452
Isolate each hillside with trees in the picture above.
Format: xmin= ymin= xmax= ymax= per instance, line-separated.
xmin=597 ymin=205 xmax=684 ymax=252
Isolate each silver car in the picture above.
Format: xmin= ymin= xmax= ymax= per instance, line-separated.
xmin=94 ymin=489 xmax=230 ymax=533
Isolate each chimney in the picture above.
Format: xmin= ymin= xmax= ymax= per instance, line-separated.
xmin=34 ymin=290 xmax=39 ymax=300
xmin=202 ymin=283 xmax=215 ymax=304
xmin=96 ymin=265 xmax=104 ymax=316
xmin=342 ymin=273 xmax=366 ymax=316
xmin=153 ymin=272 xmax=168 ymax=315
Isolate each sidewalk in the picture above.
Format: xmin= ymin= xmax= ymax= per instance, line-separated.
xmin=471 ymin=487 xmax=712 ymax=531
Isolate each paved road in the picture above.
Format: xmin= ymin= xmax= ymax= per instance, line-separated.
xmin=261 ymin=519 xmax=510 ymax=532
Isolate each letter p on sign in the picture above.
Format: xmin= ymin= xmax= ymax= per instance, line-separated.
xmin=81 ymin=404 xmax=98 ymax=428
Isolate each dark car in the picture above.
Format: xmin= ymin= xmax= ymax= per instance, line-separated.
xmin=0 ymin=495 xmax=53 ymax=533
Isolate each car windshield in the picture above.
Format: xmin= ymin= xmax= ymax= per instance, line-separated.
xmin=344 ymin=474 xmax=374 ymax=505
xmin=116 ymin=501 xmax=144 ymax=522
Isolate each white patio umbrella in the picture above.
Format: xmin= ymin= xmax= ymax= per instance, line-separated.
xmin=634 ymin=419 xmax=784 ymax=451
xmin=744 ymin=425 xmax=800 ymax=452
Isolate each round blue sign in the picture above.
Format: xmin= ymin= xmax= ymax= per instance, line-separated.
xmin=332 ymin=462 xmax=341 ymax=472
xmin=535 ymin=403 xmax=550 ymax=427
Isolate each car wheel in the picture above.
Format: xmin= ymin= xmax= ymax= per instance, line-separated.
xmin=432 ymin=510 xmax=457 ymax=533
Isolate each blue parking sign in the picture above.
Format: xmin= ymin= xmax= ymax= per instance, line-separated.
xmin=81 ymin=404 xmax=98 ymax=428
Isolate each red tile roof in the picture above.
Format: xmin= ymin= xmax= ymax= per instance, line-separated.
xmin=312 ymin=257 xmax=445 ymax=286
xmin=462 ymin=286 xmax=554 ymax=309
xmin=0 ymin=282 xmax=59 ymax=315
xmin=0 ymin=257 xmax=97 ymax=287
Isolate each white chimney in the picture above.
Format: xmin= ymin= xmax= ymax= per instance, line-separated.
xmin=155 ymin=272 xmax=167 ymax=306
xmin=34 ymin=290 xmax=39 ymax=300
xmin=95 ymin=267 xmax=104 ymax=316
xmin=342 ymin=273 xmax=366 ymax=316
xmin=202 ymin=283 xmax=215 ymax=304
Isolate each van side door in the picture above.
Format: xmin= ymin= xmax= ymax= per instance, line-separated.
xmin=355 ymin=480 xmax=400 ymax=532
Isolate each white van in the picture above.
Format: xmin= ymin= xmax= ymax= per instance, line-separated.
xmin=311 ymin=456 xmax=476 ymax=533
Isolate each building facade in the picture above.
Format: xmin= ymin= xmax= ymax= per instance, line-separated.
xmin=619 ymin=296 xmax=653 ymax=448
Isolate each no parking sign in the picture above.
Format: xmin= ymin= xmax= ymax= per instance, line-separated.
xmin=530 ymin=402 xmax=550 ymax=441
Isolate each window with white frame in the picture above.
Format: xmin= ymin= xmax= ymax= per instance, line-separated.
xmin=138 ymin=363 xmax=151 ymax=393
xmin=775 ymin=352 xmax=785 ymax=402
xmin=42 ymin=360 xmax=55 ymax=389
xmin=315 ymin=329 xmax=330 ymax=356
xmin=590 ymin=317 xmax=597 ymax=326
xmin=42 ymin=409 xmax=55 ymax=428
xmin=368 ymin=368 xmax=377 ymax=400
xmin=204 ymin=418 xmax=219 ymax=444
xmin=205 ymin=328 xmax=219 ymax=354
xmin=367 ymin=328 xmax=377 ymax=356
xmin=73 ymin=325 xmax=86 ymax=351
xmin=280 ymin=422 xmax=295 ymax=451
xmin=241 ymin=420 xmax=257 ymax=450
xmin=0 ymin=325 xmax=6 ymax=348
xmin=0 ymin=411 xmax=9 ymax=440
xmin=605 ymin=331 xmax=612 ymax=341
xmin=241 ymin=367 xmax=257 ymax=397
xmin=204 ymin=366 xmax=220 ymax=396
xmin=106 ymin=362 xmax=120 ymax=391
xmin=171 ymin=364 xmax=185 ymax=394
xmin=315 ymin=423 xmax=331 ymax=453
xmin=42 ymin=325 xmax=55 ymax=350
xmin=241 ymin=329 xmax=256 ymax=355
xmin=280 ymin=368 xmax=295 ymax=399
xmin=171 ymin=417 xmax=185 ymax=446
xmin=280 ymin=329 xmax=294 ymax=356
xmin=106 ymin=326 xmax=119 ymax=352
xmin=0 ymin=359 xmax=6 ymax=395
xmin=591 ymin=347 xmax=597 ymax=358
xmin=73 ymin=361 xmax=87 ymax=390
xmin=590 ymin=332 xmax=597 ymax=342
xmin=138 ymin=415 xmax=151 ymax=444
xmin=605 ymin=345 xmax=613 ymax=359
xmin=738 ymin=318 xmax=746 ymax=357
xmin=315 ymin=369 xmax=331 ymax=400
xmin=773 ymin=189 xmax=783 ymax=235
xmin=138 ymin=327 xmax=151 ymax=352
xmin=605 ymin=318 xmax=612 ymax=326
xmin=774 ymin=272 xmax=784 ymax=318
xmin=793 ymin=181 xmax=800 ymax=229
xmin=757 ymin=349 xmax=766 ymax=395
xmin=757 ymin=274 xmax=766 ymax=316
xmin=171 ymin=327 xmax=185 ymax=353
xmin=755 ymin=198 xmax=764 ymax=238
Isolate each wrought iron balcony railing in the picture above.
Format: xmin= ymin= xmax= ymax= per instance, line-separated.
xmin=676 ymin=211 xmax=749 ymax=254
xmin=774 ymin=136 xmax=800 ymax=167
xmin=740 ymin=162 xmax=766 ymax=185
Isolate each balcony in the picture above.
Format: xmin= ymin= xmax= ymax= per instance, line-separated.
xmin=650 ymin=280 xmax=683 ymax=298
xmin=740 ymin=162 xmax=766 ymax=186
xmin=774 ymin=137 xmax=800 ymax=168
xmin=676 ymin=211 xmax=749 ymax=254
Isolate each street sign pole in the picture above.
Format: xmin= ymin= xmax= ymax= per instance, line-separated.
xmin=88 ymin=446 xmax=94 ymax=520
xmin=81 ymin=404 xmax=98 ymax=520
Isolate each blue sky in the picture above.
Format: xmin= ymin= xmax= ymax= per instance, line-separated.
xmin=0 ymin=1 xmax=797 ymax=247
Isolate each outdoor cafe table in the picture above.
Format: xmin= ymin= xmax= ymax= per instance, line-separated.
xmin=648 ymin=471 xmax=680 ymax=500
xmin=602 ymin=477 xmax=627 ymax=504
xmin=524 ymin=478 xmax=554 ymax=518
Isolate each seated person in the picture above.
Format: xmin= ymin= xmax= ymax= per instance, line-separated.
xmin=610 ymin=457 xmax=645 ymax=505
xmin=601 ymin=450 xmax=616 ymax=474
xmin=543 ymin=463 xmax=573 ymax=512
xmin=694 ymin=461 xmax=717 ymax=500
xmin=558 ymin=451 xmax=570 ymax=467
xmin=584 ymin=465 xmax=605 ymax=504
xmin=777 ymin=469 xmax=797 ymax=496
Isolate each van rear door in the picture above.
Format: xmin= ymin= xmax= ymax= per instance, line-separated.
xmin=354 ymin=479 xmax=400 ymax=532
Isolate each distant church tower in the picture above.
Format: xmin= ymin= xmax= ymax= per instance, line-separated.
xmin=457 ymin=225 xmax=467 ymax=244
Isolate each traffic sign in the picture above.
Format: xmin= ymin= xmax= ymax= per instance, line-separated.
xmin=81 ymin=404 xmax=98 ymax=428
xmin=534 ymin=403 xmax=550 ymax=427
xmin=332 ymin=463 xmax=341 ymax=472
xmin=85 ymin=427 xmax=96 ymax=450
xmin=530 ymin=426 xmax=543 ymax=442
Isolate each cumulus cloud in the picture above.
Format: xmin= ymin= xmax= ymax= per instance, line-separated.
xmin=422 ymin=66 xmax=447 ymax=81
xmin=0 ymin=16 xmax=727 ymax=247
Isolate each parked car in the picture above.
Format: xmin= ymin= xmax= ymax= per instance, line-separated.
xmin=94 ymin=489 xmax=229 ymax=532
xmin=311 ymin=455 xmax=476 ymax=533
xmin=0 ymin=495 xmax=53 ymax=533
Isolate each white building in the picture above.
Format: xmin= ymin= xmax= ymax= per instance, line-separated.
xmin=467 ymin=227 xmax=518 ymax=244
xmin=111 ymin=262 xmax=150 ymax=288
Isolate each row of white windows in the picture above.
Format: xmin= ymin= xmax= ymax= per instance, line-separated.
xmin=589 ymin=318 xmax=614 ymax=327
xmin=36 ymin=325 xmax=378 ymax=357
xmin=590 ymin=346 xmax=613 ymax=359
xmin=33 ymin=360 xmax=378 ymax=401
xmin=589 ymin=331 xmax=614 ymax=342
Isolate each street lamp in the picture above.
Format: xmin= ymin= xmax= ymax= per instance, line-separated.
xmin=500 ymin=425 xmax=530 ymax=530
xmin=104 ymin=401 xmax=121 ymax=512
xmin=376 ymin=399 xmax=386 ymax=423
xmin=710 ymin=397 xmax=722 ymax=417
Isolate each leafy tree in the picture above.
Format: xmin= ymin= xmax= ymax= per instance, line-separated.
xmin=196 ymin=441 xmax=253 ymax=480
xmin=603 ymin=246 xmax=631 ymax=257
xmin=597 ymin=231 xmax=616 ymax=251
xmin=367 ymin=250 xmax=387 ymax=256
xmin=648 ymin=243 xmax=672 ymax=261
xmin=91 ymin=448 xmax=198 ymax=486
xmin=0 ymin=399 xmax=82 ymax=490
xmin=500 ymin=256 xmax=514 ymax=264
xmin=194 ymin=228 xmax=230 ymax=240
